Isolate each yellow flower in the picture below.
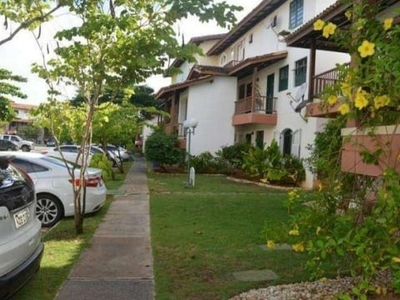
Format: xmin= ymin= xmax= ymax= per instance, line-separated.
xmin=345 ymin=10 xmax=352 ymax=20
xmin=341 ymin=82 xmax=351 ymax=98
xmin=358 ymin=40 xmax=375 ymax=58
xmin=314 ymin=19 xmax=325 ymax=31
xmin=375 ymin=286 xmax=388 ymax=296
xmin=354 ymin=88 xmax=369 ymax=109
xmin=355 ymin=18 xmax=366 ymax=30
xmin=322 ymin=22 xmax=337 ymax=38
xmin=267 ymin=240 xmax=275 ymax=249
xmin=292 ymin=243 xmax=305 ymax=252
xmin=339 ymin=103 xmax=350 ymax=115
xmin=318 ymin=183 xmax=323 ymax=191
xmin=327 ymin=95 xmax=338 ymax=105
xmin=384 ymin=18 xmax=393 ymax=30
xmin=392 ymin=257 xmax=400 ymax=263
xmin=316 ymin=226 xmax=322 ymax=235
xmin=289 ymin=229 xmax=300 ymax=236
xmin=374 ymin=95 xmax=390 ymax=109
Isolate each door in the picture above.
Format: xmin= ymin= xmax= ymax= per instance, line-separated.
xmin=266 ymin=74 xmax=275 ymax=114
xmin=256 ymin=131 xmax=264 ymax=149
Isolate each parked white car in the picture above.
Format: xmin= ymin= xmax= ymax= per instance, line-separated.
xmin=40 ymin=145 xmax=93 ymax=166
xmin=91 ymin=145 xmax=121 ymax=167
xmin=41 ymin=144 xmax=120 ymax=166
xmin=6 ymin=152 xmax=107 ymax=227
xmin=0 ymin=154 xmax=44 ymax=299
xmin=105 ymin=145 xmax=131 ymax=162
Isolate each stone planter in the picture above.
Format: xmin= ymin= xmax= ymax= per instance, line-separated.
xmin=341 ymin=125 xmax=400 ymax=177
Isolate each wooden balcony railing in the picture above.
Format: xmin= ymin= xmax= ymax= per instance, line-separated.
xmin=224 ymin=60 xmax=240 ymax=69
xmin=312 ymin=63 xmax=349 ymax=98
xmin=162 ymin=122 xmax=185 ymax=137
xmin=234 ymin=95 xmax=276 ymax=115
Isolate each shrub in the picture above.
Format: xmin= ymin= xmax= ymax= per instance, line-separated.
xmin=281 ymin=155 xmax=306 ymax=185
xmin=190 ymin=151 xmax=231 ymax=174
xmin=89 ymin=153 xmax=113 ymax=180
xmin=241 ymin=146 xmax=270 ymax=179
xmin=216 ymin=143 xmax=252 ymax=168
xmin=145 ymin=130 xmax=184 ymax=169
xmin=305 ymin=116 xmax=346 ymax=181
xmin=241 ymin=140 xmax=305 ymax=186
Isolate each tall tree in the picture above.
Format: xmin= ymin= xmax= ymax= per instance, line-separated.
xmin=31 ymin=0 xmax=242 ymax=234
xmin=0 ymin=68 xmax=27 ymax=121
xmin=0 ymin=1 xmax=64 ymax=122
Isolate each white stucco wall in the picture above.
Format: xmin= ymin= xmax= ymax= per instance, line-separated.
xmin=173 ymin=39 xmax=225 ymax=84
xmin=218 ymin=0 xmax=342 ymax=67
xmin=141 ymin=117 xmax=158 ymax=154
xmin=160 ymin=0 xmax=352 ymax=189
xmin=211 ymin=0 xmax=351 ymax=189
xmin=185 ymin=76 xmax=237 ymax=155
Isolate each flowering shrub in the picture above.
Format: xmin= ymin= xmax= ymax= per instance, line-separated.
xmin=314 ymin=2 xmax=400 ymax=127
xmin=266 ymin=1 xmax=400 ymax=297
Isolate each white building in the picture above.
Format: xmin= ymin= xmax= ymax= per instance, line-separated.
xmin=153 ymin=0 xmax=350 ymax=189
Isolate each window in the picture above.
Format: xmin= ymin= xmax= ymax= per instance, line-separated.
xmin=238 ymin=84 xmax=246 ymax=99
xmin=289 ymin=0 xmax=303 ymax=29
xmin=282 ymin=129 xmax=293 ymax=156
xmin=279 ymin=65 xmax=289 ymax=91
xmin=12 ymin=158 xmax=48 ymax=173
xmin=249 ymin=34 xmax=253 ymax=44
xmin=238 ymin=83 xmax=253 ymax=100
xmin=245 ymin=133 xmax=252 ymax=144
xmin=59 ymin=145 xmax=78 ymax=152
xmin=220 ymin=55 xmax=226 ymax=66
xmin=246 ymin=83 xmax=252 ymax=97
xmin=294 ymin=57 xmax=307 ymax=87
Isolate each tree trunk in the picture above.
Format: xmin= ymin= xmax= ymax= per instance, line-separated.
xmin=74 ymin=212 xmax=84 ymax=234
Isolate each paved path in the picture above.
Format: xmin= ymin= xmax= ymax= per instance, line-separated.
xmin=56 ymin=157 xmax=154 ymax=300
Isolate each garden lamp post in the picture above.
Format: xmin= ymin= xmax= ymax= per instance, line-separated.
xmin=183 ymin=118 xmax=198 ymax=187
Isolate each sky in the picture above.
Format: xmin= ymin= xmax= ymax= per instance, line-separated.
xmin=0 ymin=0 xmax=257 ymax=105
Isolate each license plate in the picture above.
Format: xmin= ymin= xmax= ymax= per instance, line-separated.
xmin=14 ymin=208 xmax=30 ymax=229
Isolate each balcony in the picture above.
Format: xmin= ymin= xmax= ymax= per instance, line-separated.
xmin=163 ymin=121 xmax=184 ymax=137
xmin=307 ymin=63 xmax=349 ymax=118
xmin=162 ymin=121 xmax=187 ymax=149
xmin=232 ymin=95 xmax=277 ymax=126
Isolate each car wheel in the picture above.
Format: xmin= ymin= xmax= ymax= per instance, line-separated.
xmin=36 ymin=194 xmax=64 ymax=227
xmin=21 ymin=145 xmax=30 ymax=152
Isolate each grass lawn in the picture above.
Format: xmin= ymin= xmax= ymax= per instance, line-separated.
xmin=149 ymin=173 xmax=310 ymax=300
xmin=13 ymin=163 xmax=132 ymax=300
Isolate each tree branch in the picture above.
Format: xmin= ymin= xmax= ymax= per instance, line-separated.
xmin=0 ymin=4 xmax=64 ymax=47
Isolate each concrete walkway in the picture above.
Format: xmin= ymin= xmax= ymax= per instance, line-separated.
xmin=55 ymin=157 xmax=154 ymax=300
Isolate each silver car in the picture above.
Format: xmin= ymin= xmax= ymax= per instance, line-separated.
xmin=0 ymin=155 xmax=44 ymax=299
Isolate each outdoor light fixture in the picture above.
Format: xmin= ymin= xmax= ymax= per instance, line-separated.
xmin=183 ymin=118 xmax=198 ymax=187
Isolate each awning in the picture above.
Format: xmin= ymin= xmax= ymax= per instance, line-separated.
xmin=155 ymin=75 xmax=214 ymax=99
xmin=227 ymin=51 xmax=288 ymax=78
xmin=286 ymin=0 xmax=399 ymax=52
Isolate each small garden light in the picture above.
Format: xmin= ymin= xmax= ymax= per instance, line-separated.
xmin=183 ymin=118 xmax=198 ymax=187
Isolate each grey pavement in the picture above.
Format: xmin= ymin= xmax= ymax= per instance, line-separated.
xmin=55 ymin=157 xmax=154 ymax=300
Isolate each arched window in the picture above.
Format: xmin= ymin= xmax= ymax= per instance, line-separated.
xmin=282 ymin=129 xmax=293 ymax=155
